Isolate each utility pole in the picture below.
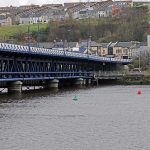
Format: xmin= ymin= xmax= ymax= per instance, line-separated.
xmin=139 ymin=51 xmax=141 ymax=69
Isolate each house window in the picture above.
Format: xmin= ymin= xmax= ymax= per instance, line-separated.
xmin=123 ymin=49 xmax=128 ymax=54
xmin=108 ymin=47 xmax=113 ymax=55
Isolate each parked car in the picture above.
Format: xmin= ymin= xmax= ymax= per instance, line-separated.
xmin=132 ymin=68 xmax=142 ymax=72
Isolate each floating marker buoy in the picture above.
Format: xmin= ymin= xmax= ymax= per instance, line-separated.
xmin=73 ymin=96 xmax=78 ymax=101
xmin=137 ymin=90 xmax=142 ymax=95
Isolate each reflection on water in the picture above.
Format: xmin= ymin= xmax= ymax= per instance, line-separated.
xmin=0 ymin=85 xmax=150 ymax=150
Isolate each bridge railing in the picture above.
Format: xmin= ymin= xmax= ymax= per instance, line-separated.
xmin=0 ymin=43 xmax=131 ymax=63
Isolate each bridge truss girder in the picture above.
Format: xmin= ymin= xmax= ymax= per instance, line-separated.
xmin=0 ymin=52 xmax=118 ymax=82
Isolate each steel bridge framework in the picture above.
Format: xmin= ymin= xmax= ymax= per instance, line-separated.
xmin=0 ymin=43 xmax=130 ymax=82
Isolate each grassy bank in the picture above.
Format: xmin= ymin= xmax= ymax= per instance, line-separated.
xmin=0 ymin=24 xmax=48 ymax=40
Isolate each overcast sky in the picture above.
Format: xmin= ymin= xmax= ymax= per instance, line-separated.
xmin=0 ymin=0 xmax=84 ymax=7
xmin=0 ymin=0 xmax=150 ymax=7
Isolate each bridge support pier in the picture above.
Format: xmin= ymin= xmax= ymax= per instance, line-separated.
xmin=74 ymin=78 xmax=83 ymax=87
xmin=47 ymin=79 xmax=59 ymax=89
xmin=8 ymin=81 xmax=23 ymax=93
xmin=92 ymin=79 xmax=99 ymax=86
xmin=96 ymin=79 xmax=99 ymax=86
xmin=86 ymin=79 xmax=91 ymax=86
xmin=83 ymin=79 xmax=86 ymax=86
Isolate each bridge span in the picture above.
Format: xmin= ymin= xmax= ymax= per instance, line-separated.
xmin=0 ymin=43 xmax=131 ymax=93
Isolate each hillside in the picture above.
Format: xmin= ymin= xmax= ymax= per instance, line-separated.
xmin=0 ymin=6 xmax=149 ymax=43
xmin=0 ymin=24 xmax=47 ymax=43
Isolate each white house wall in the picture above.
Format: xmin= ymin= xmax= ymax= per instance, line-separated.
xmin=19 ymin=16 xmax=49 ymax=24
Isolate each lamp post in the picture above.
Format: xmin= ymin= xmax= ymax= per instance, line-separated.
xmin=28 ymin=25 xmax=30 ymax=52
xmin=37 ymin=17 xmax=40 ymax=47
xmin=87 ymin=35 xmax=91 ymax=55
xmin=4 ymin=36 xmax=6 ymax=43
xmin=67 ymin=29 xmax=71 ymax=51
xmin=134 ymin=41 xmax=141 ymax=69
xmin=86 ymin=6 xmax=91 ymax=56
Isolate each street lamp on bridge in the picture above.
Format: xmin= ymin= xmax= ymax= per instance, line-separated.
xmin=28 ymin=25 xmax=31 ymax=52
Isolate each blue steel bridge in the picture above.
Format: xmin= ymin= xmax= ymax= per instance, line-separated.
xmin=0 ymin=43 xmax=130 ymax=92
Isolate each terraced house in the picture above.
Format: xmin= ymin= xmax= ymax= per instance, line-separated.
xmin=18 ymin=5 xmax=66 ymax=25
xmin=78 ymin=41 xmax=143 ymax=59
xmin=66 ymin=0 xmax=130 ymax=19
xmin=0 ymin=13 xmax=12 ymax=26
xmin=0 ymin=0 xmax=133 ymax=25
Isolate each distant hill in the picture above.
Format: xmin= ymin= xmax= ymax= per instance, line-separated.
xmin=0 ymin=6 xmax=149 ymax=43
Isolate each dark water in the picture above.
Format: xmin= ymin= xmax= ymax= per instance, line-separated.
xmin=0 ymin=85 xmax=150 ymax=150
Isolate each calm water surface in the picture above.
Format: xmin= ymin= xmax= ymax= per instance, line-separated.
xmin=0 ymin=85 xmax=150 ymax=150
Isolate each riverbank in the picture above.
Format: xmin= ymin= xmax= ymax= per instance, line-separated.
xmin=121 ymin=72 xmax=150 ymax=85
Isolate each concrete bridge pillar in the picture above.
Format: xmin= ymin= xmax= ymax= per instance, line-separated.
xmin=92 ymin=78 xmax=99 ymax=86
xmin=86 ymin=79 xmax=91 ymax=86
xmin=47 ymin=79 xmax=59 ymax=89
xmin=8 ymin=81 xmax=23 ymax=93
xmin=74 ymin=78 xmax=83 ymax=87
xmin=83 ymin=79 xmax=86 ymax=86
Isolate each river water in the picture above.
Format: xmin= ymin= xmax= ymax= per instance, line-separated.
xmin=0 ymin=85 xmax=150 ymax=150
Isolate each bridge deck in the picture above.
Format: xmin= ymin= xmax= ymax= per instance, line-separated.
xmin=0 ymin=43 xmax=131 ymax=82
xmin=0 ymin=43 xmax=131 ymax=64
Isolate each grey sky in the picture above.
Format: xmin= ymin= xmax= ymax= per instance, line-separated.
xmin=0 ymin=0 xmax=84 ymax=7
xmin=0 ymin=0 xmax=149 ymax=7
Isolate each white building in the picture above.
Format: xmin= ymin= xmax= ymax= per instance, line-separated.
xmin=19 ymin=16 xmax=45 ymax=24
xmin=0 ymin=13 xmax=12 ymax=26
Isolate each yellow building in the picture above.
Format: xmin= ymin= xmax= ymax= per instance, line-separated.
xmin=92 ymin=41 xmax=138 ymax=59
xmin=80 ymin=41 xmax=139 ymax=59
xmin=107 ymin=41 xmax=140 ymax=59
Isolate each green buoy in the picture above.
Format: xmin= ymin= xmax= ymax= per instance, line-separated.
xmin=73 ymin=96 xmax=78 ymax=101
